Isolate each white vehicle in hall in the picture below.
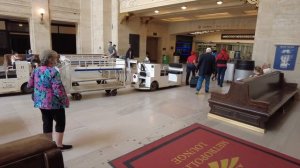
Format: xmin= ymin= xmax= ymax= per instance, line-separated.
xmin=0 ymin=61 xmax=32 ymax=94
xmin=131 ymin=63 xmax=183 ymax=91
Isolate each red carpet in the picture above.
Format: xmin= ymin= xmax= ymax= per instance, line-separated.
xmin=110 ymin=124 xmax=300 ymax=168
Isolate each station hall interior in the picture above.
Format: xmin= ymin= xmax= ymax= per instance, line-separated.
xmin=0 ymin=0 xmax=300 ymax=168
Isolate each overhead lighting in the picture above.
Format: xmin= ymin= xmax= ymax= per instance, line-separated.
xmin=18 ymin=24 xmax=23 ymax=27
xmin=190 ymin=30 xmax=216 ymax=35
xmin=181 ymin=6 xmax=187 ymax=10
xmin=154 ymin=10 xmax=159 ymax=14
xmin=217 ymin=0 xmax=223 ymax=5
xmin=39 ymin=8 xmax=45 ymax=24
xmin=161 ymin=17 xmax=191 ymax=22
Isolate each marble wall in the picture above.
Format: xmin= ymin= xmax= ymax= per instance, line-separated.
xmin=111 ymin=0 xmax=119 ymax=50
xmin=118 ymin=18 xmax=173 ymax=62
xmin=0 ymin=0 xmax=31 ymax=18
xmin=252 ymin=0 xmax=300 ymax=84
xmin=0 ymin=0 xmax=115 ymax=54
xmin=118 ymin=18 xmax=147 ymax=59
xmin=77 ymin=0 xmax=92 ymax=54
xmin=49 ymin=0 xmax=80 ymax=23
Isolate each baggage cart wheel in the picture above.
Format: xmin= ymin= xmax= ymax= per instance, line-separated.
xmin=150 ymin=81 xmax=159 ymax=91
xmin=110 ymin=89 xmax=117 ymax=96
xmin=72 ymin=82 xmax=79 ymax=86
xmin=105 ymin=90 xmax=111 ymax=96
xmin=97 ymin=80 xmax=107 ymax=84
xmin=21 ymin=83 xmax=33 ymax=94
xmin=71 ymin=93 xmax=82 ymax=100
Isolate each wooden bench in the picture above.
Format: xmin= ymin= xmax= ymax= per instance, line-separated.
xmin=208 ymin=71 xmax=298 ymax=132
xmin=0 ymin=134 xmax=64 ymax=168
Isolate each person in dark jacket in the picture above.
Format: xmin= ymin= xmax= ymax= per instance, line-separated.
xmin=195 ymin=48 xmax=215 ymax=94
xmin=216 ymin=48 xmax=229 ymax=87
xmin=125 ymin=43 xmax=133 ymax=68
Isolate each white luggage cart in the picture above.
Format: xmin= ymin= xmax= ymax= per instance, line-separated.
xmin=59 ymin=55 xmax=126 ymax=100
xmin=131 ymin=63 xmax=183 ymax=91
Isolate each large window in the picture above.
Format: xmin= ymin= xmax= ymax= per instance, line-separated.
xmin=51 ymin=23 xmax=76 ymax=54
xmin=0 ymin=19 xmax=30 ymax=55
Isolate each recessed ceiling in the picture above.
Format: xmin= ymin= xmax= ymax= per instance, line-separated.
xmin=128 ymin=0 xmax=258 ymax=23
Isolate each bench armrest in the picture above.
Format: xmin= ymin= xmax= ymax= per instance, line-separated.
xmin=0 ymin=134 xmax=64 ymax=168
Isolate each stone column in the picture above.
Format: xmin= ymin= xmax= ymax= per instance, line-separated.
xmin=252 ymin=0 xmax=300 ymax=84
xmin=103 ymin=0 xmax=112 ymax=53
xmin=78 ymin=0 xmax=92 ymax=54
xmin=90 ymin=0 xmax=114 ymax=54
xmin=91 ymin=0 xmax=104 ymax=54
xmin=252 ymin=0 xmax=277 ymax=65
xmin=140 ymin=24 xmax=147 ymax=60
xmin=30 ymin=0 xmax=51 ymax=54
xmin=111 ymin=0 xmax=119 ymax=50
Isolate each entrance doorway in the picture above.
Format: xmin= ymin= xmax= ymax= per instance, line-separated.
xmin=146 ymin=37 xmax=159 ymax=63
xmin=129 ymin=34 xmax=140 ymax=58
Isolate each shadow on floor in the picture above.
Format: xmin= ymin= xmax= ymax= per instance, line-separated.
xmin=0 ymin=117 xmax=26 ymax=138
xmin=267 ymin=99 xmax=299 ymax=131
xmin=70 ymin=130 xmax=119 ymax=148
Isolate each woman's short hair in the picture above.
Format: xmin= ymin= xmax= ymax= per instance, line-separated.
xmin=40 ymin=50 xmax=58 ymax=66
xmin=254 ymin=66 xmax=263 ymax=75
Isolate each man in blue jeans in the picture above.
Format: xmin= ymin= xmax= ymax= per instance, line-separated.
xmin=195 ymin=48 xmax=215 ymax=94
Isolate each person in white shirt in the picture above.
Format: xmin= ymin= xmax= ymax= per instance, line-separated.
xmin=11 ymin=52 xmax=19 ymax=69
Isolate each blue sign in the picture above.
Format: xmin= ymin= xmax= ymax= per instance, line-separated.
xmin=273 ymin=45 xmax=299 ymax=71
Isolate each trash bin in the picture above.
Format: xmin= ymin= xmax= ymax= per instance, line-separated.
xmin=234 ymin=60 xmax=255 ymax=81
xmin=234 ymin=51 xmax=241 ymax=59
xmin=224 ymin=62 xmax=235 ymax=82
xmin=162 ymin=55 xmax=169 ymax=64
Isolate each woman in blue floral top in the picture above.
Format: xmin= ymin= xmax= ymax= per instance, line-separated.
xmin=28 ymin=50 xmax=72 ymax=150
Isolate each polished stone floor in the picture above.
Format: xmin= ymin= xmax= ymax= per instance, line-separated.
xmin=0 ymin=79 xmax=299 ymax=168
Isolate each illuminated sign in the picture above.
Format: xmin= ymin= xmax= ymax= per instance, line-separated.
xmin=221 ymin=34 xmax=255 ymax=40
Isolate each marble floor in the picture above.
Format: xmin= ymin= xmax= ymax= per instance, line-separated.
xmin=0 ymin=80 xmax=299 ymax=168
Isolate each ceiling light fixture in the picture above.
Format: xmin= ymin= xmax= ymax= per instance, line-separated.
xmin=154 ymin=10 xmax=159 ymax=14
xmin=181 ymin=6 xmax=187 ymax=10
xmin=217 ymin=0 xmax=223 ymax=5
xmin=39 ymin=8 xmax=45 ymax=24
xmin=190 ymin=30 xmax=216 ymax=35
